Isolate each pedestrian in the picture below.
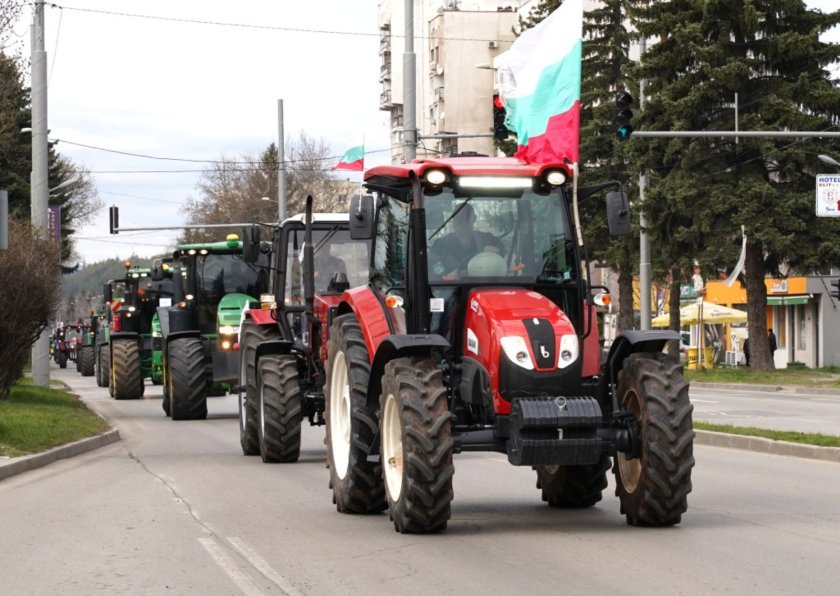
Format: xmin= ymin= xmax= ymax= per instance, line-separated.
xmin=768 ymin=328 xmax=777 ymax=360
xmin=743 ymin=337 xmax=750 ymax=367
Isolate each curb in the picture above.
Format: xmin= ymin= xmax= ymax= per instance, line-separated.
xmin=0 ymin=429 xmax=121 ymax=482
xmin=695 ymin=429 xmax=840 ymax=463
xmin=691 ymin=381 xmax=840 ymax=396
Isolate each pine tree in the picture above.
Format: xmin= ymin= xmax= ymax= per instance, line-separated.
xmin=630 ymin=0 xmax=840 ymax=370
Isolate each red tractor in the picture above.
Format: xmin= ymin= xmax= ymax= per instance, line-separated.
xmin=323 ymin=157 xmax=694 ymax=533
xmin=238 ymin=203 xmax=371 ymax=462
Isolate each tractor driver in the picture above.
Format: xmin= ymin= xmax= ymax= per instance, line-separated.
xmin=430 ymin=203 xmax=503 ymax=281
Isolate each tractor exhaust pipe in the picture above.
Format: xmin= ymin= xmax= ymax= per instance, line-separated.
xmin=304 ymin=195 xmax=315 ymax=315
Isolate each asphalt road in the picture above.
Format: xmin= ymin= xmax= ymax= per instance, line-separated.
xmin=2 ymin=365 xmax=840 ymax=595
xmin=691 ymin=384 xmax=840 ymax=435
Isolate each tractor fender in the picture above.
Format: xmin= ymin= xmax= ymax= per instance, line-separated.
xmin=255 ymin=340 xmax=294 ymax=363
xmin=109 ymin=331 xmax=141 ymax=343
xmin=603 ymin=330 xmax=680 ymax=388
xmin=369 ymin=334 xmax=451 ymax=408
xmin=165 ymin=330 xmax=203 ymax=344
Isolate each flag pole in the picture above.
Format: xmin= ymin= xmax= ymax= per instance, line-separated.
xmin=570 ymin=161 xmax=588 ymax=284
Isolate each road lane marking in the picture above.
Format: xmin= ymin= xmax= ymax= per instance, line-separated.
xmin=199 ymin=537 xmax=263 ymax=596
xmin=227 ymin=537 xmax=303 ymax=596
xmin=691 ymin=399 xmax=719 ymax=404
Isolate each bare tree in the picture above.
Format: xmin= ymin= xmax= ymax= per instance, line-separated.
xmin=181 ymin=132 xmax=340 ymax=243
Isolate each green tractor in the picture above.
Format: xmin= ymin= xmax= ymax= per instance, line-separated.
xmin=77 ymin=314 xmax=97 ymax=377
xmin=104 ymin=263 xmax=174 ymax=399
xmin=159 ymin=234 xmax=270 ymax=420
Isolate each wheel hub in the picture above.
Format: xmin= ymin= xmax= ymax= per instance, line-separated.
xmin=329 ymin=351 xmax=351 ymax=480
xmin=381 ymin=392 xmax=403 ymax=500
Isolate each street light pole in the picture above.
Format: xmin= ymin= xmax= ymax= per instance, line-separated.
xmin=31 ymin=1 xmax=50 ymax=387
xmin=277 ymin=99 xmax=286 ymax=222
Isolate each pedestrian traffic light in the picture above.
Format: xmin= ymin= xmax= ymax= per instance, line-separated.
xmin=831 ymin=278 xmax=840 ymax=300
xmin=614 ymin=91 xmax=634 ymax=141
xmin=493 ymin=94 xmax=510 ymax=141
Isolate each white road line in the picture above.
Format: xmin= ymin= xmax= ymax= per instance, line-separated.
xmin=691 ymin=399 xmax=720 ymax=404
xmin=198 ymin=537 xmax=264 ymax=596
xmin=227 ymin=537 xmax=303 ymax=596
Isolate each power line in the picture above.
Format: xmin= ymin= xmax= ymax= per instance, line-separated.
xmin=47 ymin=3 xmax=516 ymax=44
xmin=98 ymin=189 xmax=185 ymax=205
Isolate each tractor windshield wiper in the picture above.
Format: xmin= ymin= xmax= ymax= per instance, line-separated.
xmin=428 ymin=197 xmax=474 ymax=242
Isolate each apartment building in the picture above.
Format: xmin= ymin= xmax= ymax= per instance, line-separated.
xmin=378 ymin=0 xmax=520 ymax=163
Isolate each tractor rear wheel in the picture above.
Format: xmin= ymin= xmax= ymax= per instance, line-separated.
xmin=57 ymin=351 xmax=68 ymax=369
xmin=380 ymin=357 xmax=454 ymax=534
xmin=238 ymin=321 xmax=281 ymax=456
xmin=79 ymin=346 xmax=96 ymax=377
xmin=111 ymin=339 xmax=144 ymax=400
xmin=534 ymin=453 xmax=610 ymax=508
xmin=257 ymin=354 xmax=302 ymax=463
xmin=325 ymin=314 xmax=386 ymax=514
xmin=613 ymin=352 xmax=694 ymax=526
xmin=169 ymin=337 xmax=209 ymax=420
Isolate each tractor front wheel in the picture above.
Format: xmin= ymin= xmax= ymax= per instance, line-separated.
xmin=534 ymin=453 xmax=610 ymax=509
xmin=380 ymin=357 xmax=454 ymax=534
xmin=168 ymin=337 xmax=209 ymax=420
xmin=613 ymin=352 xmax=694 ymax=526
xmin=97 ymin=346 xmax=110 ymax=389
xmin=161 ymin=349 xmax=171 ymax=417
xmin=57 ymin=351 xmax=68 ymax=369
xmin=111 ymin=339 xmax=144 ymax=400
xmin=238 ymin=321 xmax=281 ymax=456
xmin=257 ymin=355 xmax=302 ymax=463
xmin=325 ymin=314 xmax=386 ymax=514
xmin=79 ymin=346 xmax=96 ymax=377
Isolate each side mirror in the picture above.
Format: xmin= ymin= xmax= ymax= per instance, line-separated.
xmin=242 ymin=225 xmax=261 ymax=263
xmin=606 ymin=191 xmax=631 ymax=236
xmin=349 ymin=194 xmax=375 ymax=240
xmin=151 ymin=259 xmax=164 ymax=281
xmin=103 ymin=283 xmax=112 ymax=304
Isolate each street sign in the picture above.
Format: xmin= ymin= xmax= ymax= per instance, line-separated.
xmin=816 ymin=174 xmax=840 ymax=217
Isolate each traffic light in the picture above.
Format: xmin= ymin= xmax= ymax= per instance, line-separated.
xmin=493 ymin=94 xmax=510 ymax=141
xmin=614 ymin=91 xmax=634 ymax=141
xmin=831 ymin=279 xmax=840 ymax=300
xmin=109 ymin=205 xmax=119 ymax=235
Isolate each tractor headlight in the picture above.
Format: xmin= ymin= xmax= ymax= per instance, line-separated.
xmin=557 ymin=334 xmax=579 ymax=369
xmin=152 ymin=331 xmax=162 ymax=338
xmin=219 ymin=325 xmax=239 ymax=336
xmin=500 ymin=336 xmax=534 ymax=371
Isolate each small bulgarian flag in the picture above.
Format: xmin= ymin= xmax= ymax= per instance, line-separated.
xmin=332 ymin=145 xmax=365 ymax=171
xmin=494 ymin=0 xmax=582 ymax=164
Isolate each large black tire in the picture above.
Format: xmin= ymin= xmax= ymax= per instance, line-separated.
xmin=257 ymin=354 xmax=302 ymax=463
xmin=79 ymin=346 xmax=96 ymax=377
xmin=380 ymin=357 xmax=454 ymax=534
xmin=111 ymin=339 xmax=144 ymax=400
xmin=161 ymin=349 xmax=171 ymax=417
xmin=169 ymin=337 xmax=209 ymax=420
xmin=238 ymin=321 xmax=281 ymax=456
xmin=57 ymin=351 xmax=68 ymax=369
xmin=75 ymin=353 xmax=81 ymax=372
xmin=325 ymin=314 xmax=386 ymax=514
xmin=98 ymin=346 xmax=110 ymax=389
xmin=534 ymin=453 xmax=611 ymax=509
xmin=613 ymin=352 xmax=694 ymax=527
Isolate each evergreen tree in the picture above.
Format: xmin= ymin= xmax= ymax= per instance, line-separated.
xmin=631 ymin=0 xmax=840 ymax=369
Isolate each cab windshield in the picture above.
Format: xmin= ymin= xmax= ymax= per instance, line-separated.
xmin=198 ymin=253 xmax=267 ymax=304
xmin=425 ymin=187 xmax=577 ymax=285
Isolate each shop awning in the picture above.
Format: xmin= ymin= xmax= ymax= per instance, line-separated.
xmin=767 ymin=295 xmax=810 ymax=306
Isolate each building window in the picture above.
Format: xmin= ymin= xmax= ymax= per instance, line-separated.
xmin=776 ymin=308 xmax=786 ymax=348
xmin=797 ymin=305 xmax=806 ymax=350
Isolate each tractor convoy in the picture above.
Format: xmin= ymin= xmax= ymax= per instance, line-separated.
xmin=59 ymin=155 xmax=694 ymax=534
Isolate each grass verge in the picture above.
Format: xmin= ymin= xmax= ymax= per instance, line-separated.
xmin=694 ymin=421 xmax=840 ymax=447
xmin=0 ymin=383 xmax=110 ymax=457
xmin=685 ymin=366 xmax=840 ymax=388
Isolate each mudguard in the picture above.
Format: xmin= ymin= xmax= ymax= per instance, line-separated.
xmin=369 ymin=334 xmax=451 ymax=407
xmin=603 ymin=330 xmax=680 ymax=388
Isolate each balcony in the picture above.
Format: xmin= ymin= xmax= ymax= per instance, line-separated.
xmin=380 ymin=30 xmax=391 ymax=54
xmin=380 ymin=90 xmax=392 ymax=110
xmin=380 ymin=63 xmax=391 ymax=82
xmin=434 ymin=86 xmax=445 ymax=101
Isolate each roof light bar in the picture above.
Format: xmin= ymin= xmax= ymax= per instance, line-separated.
xmin=458 ymin=176 xmax=533 ymax=189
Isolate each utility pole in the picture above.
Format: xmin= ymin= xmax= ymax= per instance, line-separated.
xmin=403 ymin=0 xmax=417 ymax=162
xmin=638 ymin=37 xmax=651 ymax=330
xmin=277 ymin=99 xmax=286 ymax=222
xmin=31 ymin=1 xmax=50 ymax=387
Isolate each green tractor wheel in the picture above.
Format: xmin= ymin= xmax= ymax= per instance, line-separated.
xmin=79 ymin=346 xmax=96 ymax=377
xmin=111 ymin=339 xmax=144 ymax=400
xmin=168 ymin=337 xmax=209 ymax=420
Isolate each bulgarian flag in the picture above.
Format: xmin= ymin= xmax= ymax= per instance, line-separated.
xmin=494 ymin=0 xmax=582 ymax=164
xmin=332 ymin=145 xmax=365 ymax=171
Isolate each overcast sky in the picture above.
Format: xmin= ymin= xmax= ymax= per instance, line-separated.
xmin=17 ymin=0 xmax=391 ymax=264
xmin=14 ymin=1 xmax=838 ymax=265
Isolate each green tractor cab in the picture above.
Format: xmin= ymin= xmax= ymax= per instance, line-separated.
xmin=159 ymin=234 xmax=270 ymax=420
